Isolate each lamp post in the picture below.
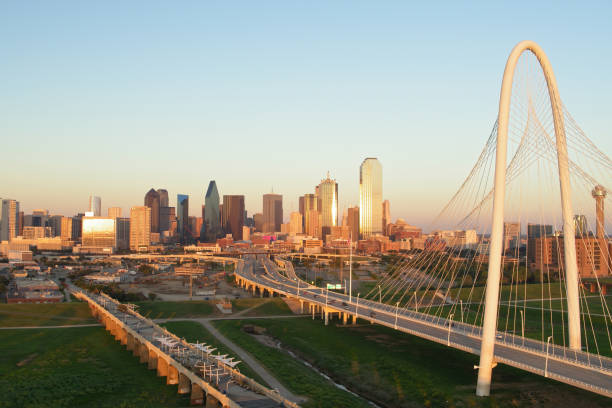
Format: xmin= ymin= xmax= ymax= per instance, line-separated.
xmin=460 ymin=300 xmax=464 ymax=323
xmin=447 ymin=313 xmax=455 ymax=346
xmin=378 ymin=285 xmax=382 ymax=303
xmin=394 ymin=301 xmax=400 ymax=329
xmin=520 ymin=310 xmax=525 ymax=345
xmin=356 ymin=292 xmax=360 ymax=319
xmin=545 ymin=335 xmax=553 ymax=377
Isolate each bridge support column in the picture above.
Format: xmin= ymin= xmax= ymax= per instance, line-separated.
xmin=324 ymin=308 xmax=329 ymax=326
xmin=148 ymin=349 xmax=158 ymax=370
xmin=312 ymin=304 xmax=315 ymax=320
xmin=352 ymin=314 xmax=357 ymax=324
xmin=139 ymin=342 xmax=149 ymax=364
xmin=300 ymin=300 xmax=304 ymax=314
xmin=167 ymin=364 xmax=179 ymax=385
xmin=132 ymin=339 xmax=141 ymax=357
xmin=157 ymin=357 xmax=169 ymax=378
xmin=119 ymin=328 xmax=127 ymax=345
xmin=205 ymin=394 xmax=221 ymax=408
xmin=342 ymin=312 xmax=347 ymax=325
xmin=190 ymin=383 xmax=204 ymax=405
xmin=178 ymin=373 xmax=191 ymax=394
xmin=127 ymin=333 xmax=135 ymax=351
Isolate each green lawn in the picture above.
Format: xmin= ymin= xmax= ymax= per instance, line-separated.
xmin=160 ymin=320 xmax=268 ymax=386
xmin=213 ymin=318 xmax=368 ymax=408
xmin=0 ymin=327 xmax=190 ymax=408
xmin=213 ymin=317 xmax=612 ymax=408
xmin=0 ymin=303 xmax=97 ymax=327
xmin=134 ymin=300 xmax=214 ymax=319
xmin=232 ymin=298 xmax=293 ymax=316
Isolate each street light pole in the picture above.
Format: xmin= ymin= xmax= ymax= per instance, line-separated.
xmin=378 ymin=285 xmax=382 ymax=304
xmin=460 ymin=300 xmax=464 ymax=323
xmin=394 ymin=301 xmax=400 ymax=329
xmin=356 ymin=292 xmax=360 ymax=320
xmin=545 ymin=335 xmax=553 ymax=377
xmin=349 ymin=236 xmax=353 ymax=303
xmin=447 ymin=313 xmax=455 ymax=346
xmin=520 ymin=310 xmax=525 ymax=345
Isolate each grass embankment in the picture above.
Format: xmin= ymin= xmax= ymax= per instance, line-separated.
xmin=134 ymin=300 xmax=214 ymax=319
xmin=213 ymin=317 xmax=612 ymax=408
xmin=0 ymin=327 xmax=190 ymax=408
xmin=0 ymin=303 xmax=97 ymax=327
xmin=161 ymin=320 xmax=268 ymax=386
xmin=232 ymin=298 xmax=293 ymax=316
xmin=213 ymin=318 xmax=371 ymax=408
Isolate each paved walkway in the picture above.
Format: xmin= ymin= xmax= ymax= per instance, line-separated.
xmin=198 ymin=319 xmax=304 ymax=404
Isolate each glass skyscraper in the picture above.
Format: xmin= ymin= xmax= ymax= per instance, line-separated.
xmin=177 ymin=194 xmax=189 ymax=243
xmin=317 ymin=173 xmax=338 ymax=239
xmin=203 ymin=181 xmax=221 ymax=242
xmin=359 ymin=157 xmax=383 ymax=238
xmin=144 ymin=188 xmax=160 ymax=233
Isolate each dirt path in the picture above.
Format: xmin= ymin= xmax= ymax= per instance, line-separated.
xmin=197 ymin=319 xmax=304 ymax=404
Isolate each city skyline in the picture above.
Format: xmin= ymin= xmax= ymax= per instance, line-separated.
xmin=2 ymin=2 xmax=611 ymax=226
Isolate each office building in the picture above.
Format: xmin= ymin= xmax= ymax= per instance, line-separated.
xmin=203 ymin=181 xmax=222 ymax=242
xmin=253 ymin=213 xmax=264 ymax=232
xmin=382 ymin=200 xmax=391 ymax=234
xmin=222 ymin=195 xmax=245 ymax=241
xmin=160 ymin=206 xmax=175 ymax=233
xmin=61 ymin=217 xmax=74 ymax=240
xmin=82 ymin=216 xmax=117 ymax=252
xmin=302 ymin=194 xmax=319 ymax=238
xmin=573 ymin=215 xmax=589 ymax=237
xmin=347 ymin=206 xmax=359 ymax=241
xmin=144 ymin=188 xmax=160 ymax=233
xmin=317 ymin=173 xmax=338 ymax=238
xmin=117 ymin=218 xmax=130 ymax=250
xmin=263 ymin=193 xmax=283 ymax=233
xmin=1 ymin=199 xmax=20 ymax=242
xmin=157 ymin=189 xmax=169 ymax=208
xmin=130 ymin=206 xmax=151 ymax=251
xmin=177 ymin=194 xmax=189 ymax=243
xmin=48 ymin=215 xmax=63 ymax=237
xmin=359 ymin=158 xmax=383 ymax=238
xmin=289 ymin=212 xmax=303 ymax=235
xmin=89 ymin=195 xmax=101 ymax=216
xmin=108 ymin=207 xmax=122 ymax=218
xmin=503 ymin=222 xmax=521 ymax=251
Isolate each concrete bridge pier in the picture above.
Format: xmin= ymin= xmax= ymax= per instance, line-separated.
xmin=352 ymin=314 xmax=357 ymax=324
xmin=119 ymin=328 xmax=127 ymax=346
xmin=167 ymin=364 xmax=179 ymax=385
xmin=178 ymin=373 xmax=191 ymax=394
xmin=205 ymin=394 xmax=222 ymax=408
xmin=157 ymin=357 xmax=169 ymax=378
xmin=342 ymin=312 xmax=347 ymax=325
xmin=127 ymin=333 xmax=135 ymax=352
xmin=148 ymin=349 xmax=158 ymax=370
xmin=324 ymin=308 xmax=329 ymax=326
xmin=299 ymin=300 xmax=304 ymax=314
xmin=311 ymin=304 xmax=315 ymax=320
xmin=190 ymin=383 xmax=204 ymax=405
xmin=139 ymin=342 xmax=148 ymax=364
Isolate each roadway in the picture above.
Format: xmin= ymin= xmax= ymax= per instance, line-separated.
xmin=235 ymin=255 xmax=612 ymax=398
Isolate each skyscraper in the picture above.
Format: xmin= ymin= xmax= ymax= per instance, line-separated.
xmin=108 ymin=207 xmax=122 ymax=218
xmin=359 ymin=158 xmax=382 ymax=238
xmin=573 ymin=215 xmax=589 ymax=237
xmin=348 ymin=206 xmax=359 ymax=242
xmin=263 ymin=193 xmax=283 ymax=233
xmin=159 ymin=206 xmax=175 ymax=233
xmin=382 ymin=200 xmax=391 ymax=235
xmin=177 ymin=194 xmax=189 ymax=244
xmin=82 ymin=216 xmax=117 ymax=250
xmin=89 ymin=195 xmax=101 ymax=216
xmin=289 ymin=212 xmax=303 ymax=235
xmin=317 ymin=173 xmax=338 ymax=239
xmin=222 ymin=195 xmax=245 ymax=240
xmin=1 ymin=199 xmax=20 ymax=241
xmin=302 ymin=194 xmax=318 ymax=237
xmin=157 ymin=189 xmax=169 ymax=208
xmin=203 ymin=181 xmax=221 ymax=242
xmin=130 ymin=206 xmax=151 ymax=251
xmin=144 ymin=188 xmax=160 ymax=233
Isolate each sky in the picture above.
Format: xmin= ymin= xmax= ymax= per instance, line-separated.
xmin=1 ymin=1 xmax=611 ymax=228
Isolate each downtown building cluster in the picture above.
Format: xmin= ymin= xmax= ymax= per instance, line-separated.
xmin=0 ymin=157 xmax=426 ymax=258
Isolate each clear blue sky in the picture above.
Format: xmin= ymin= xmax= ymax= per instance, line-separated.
xmin=1 ymin=1 xmax=611 ymax=226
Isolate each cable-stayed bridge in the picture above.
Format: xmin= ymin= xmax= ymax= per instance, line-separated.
xmin=235 ymin=40 xmax=612 ymax=398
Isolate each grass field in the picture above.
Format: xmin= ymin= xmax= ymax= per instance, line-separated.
xmin=213 ymin=319 xmax=369 ymax=408
xmin=213 ymin=317 xmax=612 ymax=408
xmin=232 ymin=298 xmax=293 ymax=316
xmin=0 ymin=303 xmax=97 ymax=327
xmin=0 ymin=327 xmax=190 ymax=408
xmin=134 ymin=300 xmax=214 ymax=319
xmin=160 ymin=320 xmax=268 ymax=386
